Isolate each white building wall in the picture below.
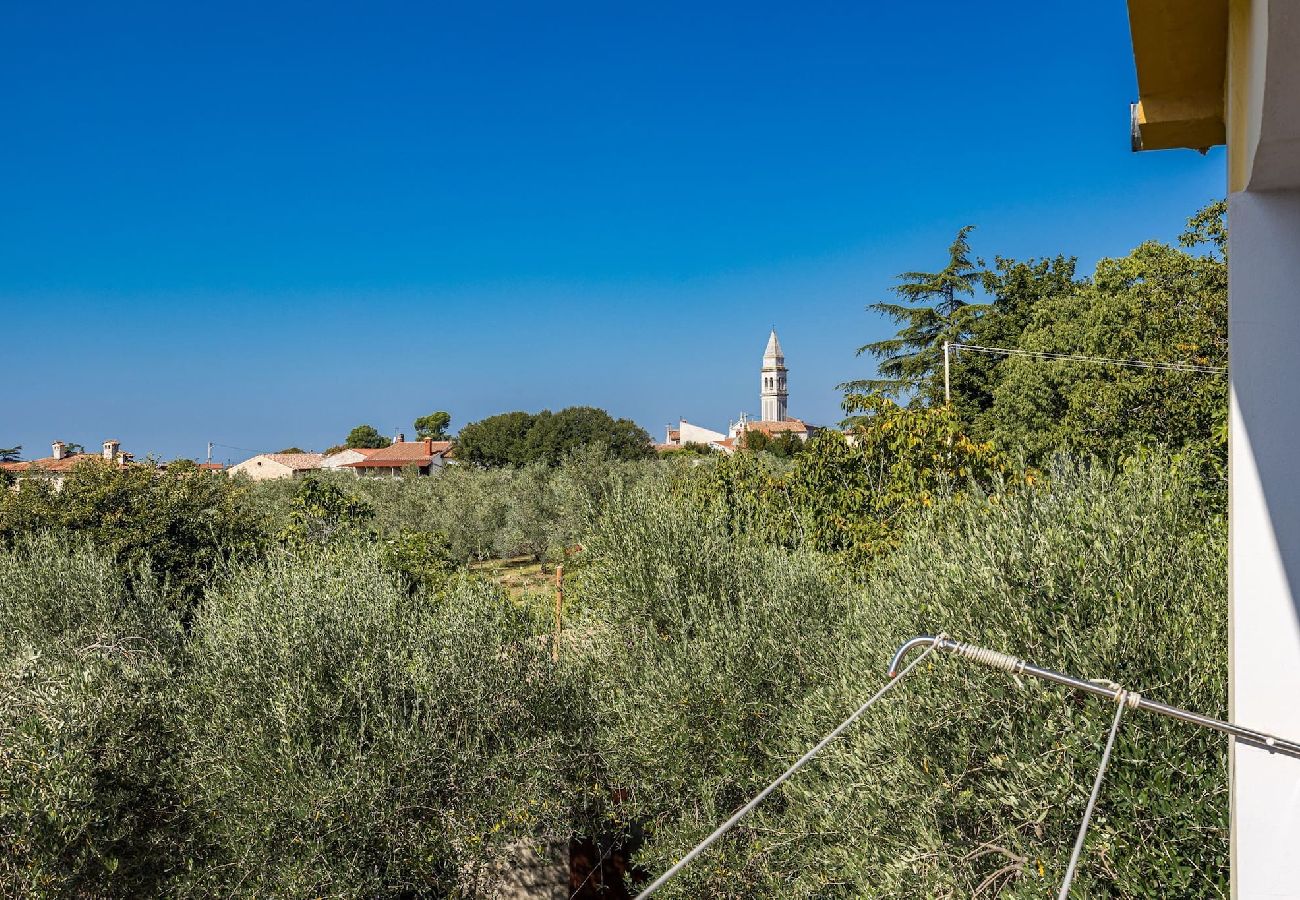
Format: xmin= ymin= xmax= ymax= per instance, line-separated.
xmin=321 ymin=449 xmax=366 ymax=472
xmin=1229 ymin=189 xmax=1300 ymax=899
xmin=678 ymin=421 xmax=727 ymax=446
xmin=227 ymin=455 xmax=296 ymax=481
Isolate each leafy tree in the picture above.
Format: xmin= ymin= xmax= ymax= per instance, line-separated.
xmin=1 ymin=535 xmax=192 ymax=897
xmin=183 ymin=542 xmax=576 ymax=897
xmin=789 ymin=394 xmax=1007 ymax=562
xmin=276 ymin=446 xmax=306 ymax=454
xmin=978 ymin=222 xmax=1226 ymax=471
xmin=739 ymin=429 xmax=806 ymax=458
xmin=414 ymin=411 xmax=452 ymax=440
xmin=1181 ymin=198 xmax=1227 ymax=256
xmin=345 ymin=424 xmax=390 ymax=449
xmin=949 ymin=255 xmax=1079 ymax=428
xmin=843 ymin=225 xmax=987 ymax=405
xmin=0 ymin=446 xmax=20 ymax=462
xmin=738 ymin=429 xmax=771 ymax=454
xmin=687 ymin=397 xmax=1006 ymax=565
xmin=279 ymin=477 xmax=375 ymax=547
xmin=61 ymin=442 xmax=86 ymax=456
xmin=590 ymin=460 xmax=1227 ymax=896
xmin=457 ymin=407 xmax=653 ymax=467
xmin=657 ymin=441 xmax=715 ymax=457
xmin=455 ymin=411 xmax=536 ymax=468
xmin=0 ymin=458 xmax=267 ymax=612
xmin=379 ymin=530 xmax=458 ymax=593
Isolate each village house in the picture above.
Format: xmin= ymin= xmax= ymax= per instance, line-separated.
xmin=1 ymin=440 xmax=135 ymax=487
xmin=344 ymin=436 xmax=453 ymax=477
xmin=226 ymin=451 xmax=324 ymax=481
xmin=320 ymin=446 xmax=382 ymax=472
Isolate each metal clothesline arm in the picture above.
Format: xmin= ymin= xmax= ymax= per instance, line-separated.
xmin=889 ymin=635 xmax=1300 ymax=759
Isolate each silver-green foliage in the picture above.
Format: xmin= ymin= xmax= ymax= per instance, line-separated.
xmin=249 ymin=448 xmax=662 ymax=564
xmin=586 ymin=462 xmax=1226 ymax=897
xmin=577 ymin=478 xmax=861 ymax=893
xmin=0 ymin=534 xmax=188 ymax=897
xmin=182 ymin=542 xmax=573 ymax=898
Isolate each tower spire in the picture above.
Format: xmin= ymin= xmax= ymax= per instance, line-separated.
xmin=760 ymin=329 xmax=788 ymax=421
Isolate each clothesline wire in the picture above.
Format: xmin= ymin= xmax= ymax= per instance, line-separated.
xmin=950 ymin=342 xmax=1227 ymax=375
xmin=632 ymin=635 xmax=944 ymax=899
xmin=1057 ymin=696 xmax=1129 ymax=899
xmin=642 ymin=635 xmax=1300 ymax=898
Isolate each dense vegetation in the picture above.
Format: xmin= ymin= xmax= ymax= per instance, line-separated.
xmin=0 ymin=205 xmax=1229 ymax=897
xmin=456 ymin=406 xmax=654 ymax=468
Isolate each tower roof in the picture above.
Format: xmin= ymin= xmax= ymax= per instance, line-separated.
xmin=764 ymin=329 xmax=784 ymax=362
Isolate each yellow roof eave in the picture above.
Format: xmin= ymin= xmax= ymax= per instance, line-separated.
xmin=1127 ymin=0 xmax=1228 ymax=152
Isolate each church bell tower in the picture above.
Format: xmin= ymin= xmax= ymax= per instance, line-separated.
xmin=760 ymin=329 xmax=788 ymax=422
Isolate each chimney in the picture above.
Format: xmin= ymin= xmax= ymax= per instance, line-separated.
xmin=51 ymin=440 xmax=66 ymax=460
xmin=425 ymin=438 xmax=432 ymax=454
xmin=102 ymin=439 xmax=120 ymax=463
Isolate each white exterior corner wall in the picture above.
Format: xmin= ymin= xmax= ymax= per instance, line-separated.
xmin=1229 ymin=189 xmax=1300 ymax=900
xmin=1227 ymin=3 xmax=1300 ymax=896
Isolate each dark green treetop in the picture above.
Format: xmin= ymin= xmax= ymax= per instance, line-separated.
xmin=456 ymin=406 xmax=652 ymax=467
xmin=414 ymin=411 xmax=451 ymax=440
xmin=345 ymin=425 xmax=390 ymax=449
xmin=842 ymin=225 xmax=987 ymax=405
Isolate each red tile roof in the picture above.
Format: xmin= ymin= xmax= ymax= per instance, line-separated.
xmin=6 ymin=453 xmax=114 ymax=473
xmin=262 ymin=453 xmax=325 ymax=471
xmin=346 ymin=439 xmax=453 ymax=468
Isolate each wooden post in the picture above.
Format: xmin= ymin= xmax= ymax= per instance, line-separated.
xmin=553 ymin=564 xmax=564 ymax=662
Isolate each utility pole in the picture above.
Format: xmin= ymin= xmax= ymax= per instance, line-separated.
xmin=943 ymin=341 xmax=951 ymax=406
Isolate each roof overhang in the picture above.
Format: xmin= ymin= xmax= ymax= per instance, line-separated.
xmin=1127 ymin=0 xmax=1228 ymax=152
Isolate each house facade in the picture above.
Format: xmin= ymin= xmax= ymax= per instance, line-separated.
xmin=344 ymin=438 xmax=453 ymax=477
xmin=227 ymin=452 xmax=324 ymax=481
xmin=321 ymin=447 xmax=382 ymax=472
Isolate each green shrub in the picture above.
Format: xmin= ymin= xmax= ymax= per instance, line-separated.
xmin=589 ymin=461 xmax=1226 ymax=897
xmin=250 ymin=450 xmax=662 ymax=565
xmin=680 ymin=399 xmax=1008 ymax=566
xmin=0 ymin=534 xmax=190 ymax=898
xmin=0 ymin=459 xmax=267 ymax=613
xmin=181 ymin=542 xmax=575 ymax=898
xmin=575 ymin=477 xmax=862 ymax=889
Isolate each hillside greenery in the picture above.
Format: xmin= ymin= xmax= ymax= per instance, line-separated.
xmin=0 ymin=205 xmax=1232 ymax=897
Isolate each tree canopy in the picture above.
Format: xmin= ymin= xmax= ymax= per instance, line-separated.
xmin=843 ymin=225 xmax=986 ymax=404
xmin=455 ymin=406 xmax=653 ymax=467
xmin=848 ymin=202 xmax=1228 ymax=479
xmin=345 ymin=424 xmax=391 ymax=449
xmin=414 ymin=411 xmax=451 ymax=440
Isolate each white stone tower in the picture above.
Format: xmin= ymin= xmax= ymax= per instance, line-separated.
xmin=760 ymin=329 xmax=788 ymax=422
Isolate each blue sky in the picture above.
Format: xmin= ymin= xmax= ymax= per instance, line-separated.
xmin=1 ymin=1 xmax=1224 ymax=462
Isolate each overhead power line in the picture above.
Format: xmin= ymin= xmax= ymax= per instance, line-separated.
xmin=950 ymin=342 xmax=1227 ymax=376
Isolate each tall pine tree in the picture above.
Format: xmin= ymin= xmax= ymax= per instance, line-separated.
xmin=842 ymin=225 xmax=986 ymax=405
